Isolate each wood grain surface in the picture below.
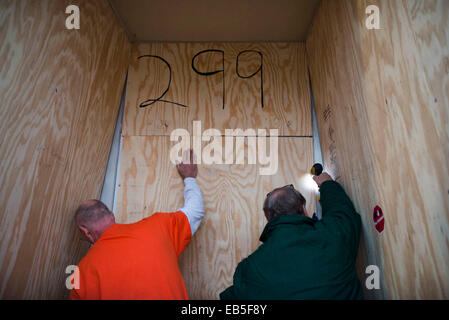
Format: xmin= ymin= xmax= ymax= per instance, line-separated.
xmin=0 ymin=0 xmax=130 ymax=299
xmin=116 ymin=136 xmax=316 ymax=299
xmin=123 ymin=42 xmax=311 ymax=137
xmin=307 ymin=0 xmax=449 ymax=299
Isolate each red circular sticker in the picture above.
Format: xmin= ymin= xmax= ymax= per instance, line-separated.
xmin=373 ymin=205 xmax=384 ymax=233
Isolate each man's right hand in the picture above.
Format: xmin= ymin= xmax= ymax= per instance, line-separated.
xmin=176 ymin=149 xmax=198 ymax=180
xmin=313 ymin=172 xmax=333 ymax=188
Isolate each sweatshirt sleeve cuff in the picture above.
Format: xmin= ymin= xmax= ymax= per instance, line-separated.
xmin=184 ymin=177 xmax=197 ymax=185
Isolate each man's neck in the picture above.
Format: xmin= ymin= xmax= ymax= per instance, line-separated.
xmin=92 ymin=222 xmax=116 ymax=243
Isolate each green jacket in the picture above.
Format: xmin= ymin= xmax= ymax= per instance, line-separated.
xmin=220 ymin=180 xmax=364 ymax=300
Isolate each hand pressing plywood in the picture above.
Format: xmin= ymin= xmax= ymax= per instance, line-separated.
xmin=123 ymin=42 xmax=311 ymax=137
xmin=115 ymin=136 xmax=315 ymax=299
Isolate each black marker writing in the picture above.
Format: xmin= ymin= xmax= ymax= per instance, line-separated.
xmin=191 ymin=49 xmax=225 ymax=110
xmin=138 ymin=55 xmax=188 ymax=108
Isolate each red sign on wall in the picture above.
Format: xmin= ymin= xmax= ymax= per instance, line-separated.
xmin=373 ymin=205 xmax=384 ymax=233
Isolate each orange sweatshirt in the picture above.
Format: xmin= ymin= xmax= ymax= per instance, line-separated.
xmin=70 ymin=211 xmax=191 ymax=300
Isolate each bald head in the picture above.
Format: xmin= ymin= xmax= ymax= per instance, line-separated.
xmin=75 ymin=200 xmax=115 ymax=243
xmin=75 ymin=200 xmax=112 ymax=227
xmin=263 ymin=185 xmax=306 ymax=221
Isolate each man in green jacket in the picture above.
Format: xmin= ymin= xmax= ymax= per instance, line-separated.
xmin=220 ymin=172 xmax=364 ymax=300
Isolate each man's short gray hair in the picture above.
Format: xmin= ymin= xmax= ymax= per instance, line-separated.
xmin=75 ymin=200 xmax=112 ymax=227
xmin=263 ymin=185 xmax=306 ymax=221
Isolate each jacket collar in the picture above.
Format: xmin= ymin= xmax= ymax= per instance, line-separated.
xmin=259 ymin=214 xmax=314 ymax=242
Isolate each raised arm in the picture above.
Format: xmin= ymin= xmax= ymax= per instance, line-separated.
xmin=177 ymin=149 xmax=205 ymax=235
xmin=313 ymin=173 xmax=361 ymax=252
xmin=314 ymin=174 xmax=355 ymax=216
xmin=313 ymin=173 xmax=357 ymax=218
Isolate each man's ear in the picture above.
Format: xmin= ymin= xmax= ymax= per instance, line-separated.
xmin=302 ymin=204 xmax=308 ymax=217
xmin=78 ymin=225 xmax=94 ymax=243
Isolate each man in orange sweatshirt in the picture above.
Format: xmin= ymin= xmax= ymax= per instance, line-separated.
xmin=70 ymin=150 xmax=203 ymax=300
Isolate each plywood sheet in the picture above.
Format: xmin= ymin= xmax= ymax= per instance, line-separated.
xmin=0 ymin=0 xmax=130 ymax=299
xmin=123 ymin=42 xmax=311 ymax=137
xmin=307 ymin=0 xmax=449 ymax=299
xmin=116 ymin=136 xmax=315 ymax=299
